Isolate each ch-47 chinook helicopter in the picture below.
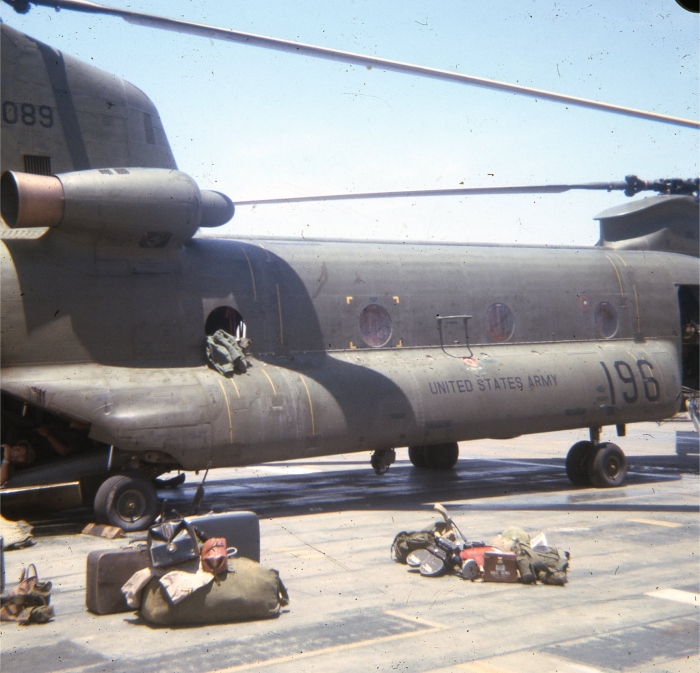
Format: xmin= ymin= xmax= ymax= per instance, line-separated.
xmin=0 ymin=0 xmax=698 ymax=530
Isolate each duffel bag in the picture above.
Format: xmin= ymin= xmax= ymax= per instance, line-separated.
xmin=139 ymin=557 xmax=289 ymax=626
xmin=391 ymin=531 xmax=438 ymax=564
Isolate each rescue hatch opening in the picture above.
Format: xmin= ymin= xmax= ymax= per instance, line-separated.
xmin=205 ymin=306 xmax=246 ymax=340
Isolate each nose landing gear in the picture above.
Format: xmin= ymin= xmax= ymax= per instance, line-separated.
xmin=566 ymin=440 xmax=627 ymax=488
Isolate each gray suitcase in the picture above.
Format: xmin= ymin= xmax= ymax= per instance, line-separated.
xmin=86 ymin=546 xmax=150 ymax=614
xmin=186 ymin=511 xmax=260 ymax=562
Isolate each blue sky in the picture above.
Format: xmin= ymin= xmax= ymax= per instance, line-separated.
xmin=1 ymin=0 xmax=698 ymax=246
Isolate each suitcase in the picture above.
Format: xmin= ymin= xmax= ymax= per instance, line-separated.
xmin=483 ymin=551 xmax=518 ymax=583
xmin=186 ymin=511 xmax=260 ymax=563
xmin=86 ymin=547 xmax=150 ymax=614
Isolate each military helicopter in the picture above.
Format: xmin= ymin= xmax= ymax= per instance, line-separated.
xmin=0 ymin=0 xmax=698 ymax=530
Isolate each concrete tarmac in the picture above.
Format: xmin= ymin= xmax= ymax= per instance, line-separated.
xmin=1 ymin=420 xmax=698 ymax=673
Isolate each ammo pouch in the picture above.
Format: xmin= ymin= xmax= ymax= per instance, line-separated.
xmin=514 ymin=542 xmax=570 ymax=586
xmin=391 ymin=530 xmax=438 ymax=564
xmin=148 ymin=519 xmax=200 ymax=569
xmin=139 ymin=557 xmax=289 ymax=626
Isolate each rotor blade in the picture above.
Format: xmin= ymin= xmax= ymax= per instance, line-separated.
xmin=16 ymin=0 xmax=700 ymax=130
xmin=236 ymin=182 xmax=628 ymax=206
xmin=236 ymin=176 xmax=699 ymax=206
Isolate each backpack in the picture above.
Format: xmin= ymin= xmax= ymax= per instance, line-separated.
xmin=513 ymin=542 xmax=570 ymax=586
xmin=391 ymin=524 xmax=446 ymax=564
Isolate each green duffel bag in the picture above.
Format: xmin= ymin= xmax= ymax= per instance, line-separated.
xmin=391 ymin=522 xmax=449 ymax=564
xmin=140 ymin=558 xmax=289 ymax=626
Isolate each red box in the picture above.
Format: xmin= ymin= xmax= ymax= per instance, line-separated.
xmin=459 ymin=546 xmax=497 ymax=568
xmin=483 ymin=551 xmax=518 ymax=582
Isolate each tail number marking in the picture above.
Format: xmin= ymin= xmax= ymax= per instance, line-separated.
xmin=600 ymin=360 xmax=660 ymax=404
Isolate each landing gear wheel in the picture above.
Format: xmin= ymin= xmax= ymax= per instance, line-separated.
xmin=565 ymin=440 xmax=594 ymax=486
xmin=94 ymin=474 xmax=158 ymax=532
xmin=587 ymin=442 xmax=627 ymax=488
xmin=424 ymin=442 xmax=459 ymax=470
xmin=408 ymin=446 xmax=428 ymax=468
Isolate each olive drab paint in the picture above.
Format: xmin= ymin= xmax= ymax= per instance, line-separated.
xmin=0 ymin=22 xmax=698 ymax=487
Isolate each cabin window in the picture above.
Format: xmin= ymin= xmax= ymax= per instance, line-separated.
xmin=205 ymin=306 xmax=246 ymax=339
xmin=485 ymin=303 xmax=514 ymax=342
xmin=594 ymin=302 xmax=618 ymax=339
xmin=359 ymin=304 xmax=392 ymax=347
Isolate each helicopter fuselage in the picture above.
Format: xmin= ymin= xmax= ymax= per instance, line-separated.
xmin=1 ymin=234 xmax=693 ymax=470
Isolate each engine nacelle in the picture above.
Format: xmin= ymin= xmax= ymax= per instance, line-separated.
xmin=1 ymin=168 xmax=234 ymax=248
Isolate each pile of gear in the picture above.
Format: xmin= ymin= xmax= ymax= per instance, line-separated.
xmin=121 ymin=517 xmax=288 ymax=626
xmin=392 ymin=504 xmax=570 ymax=586
xmin=0 ymin=564 xmax=54 ymax=625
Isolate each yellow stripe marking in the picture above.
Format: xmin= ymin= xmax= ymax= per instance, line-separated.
xmin=276 ymin=283 xmax=284 ymax=345
xmin=217 ymin=379 xmax=233 ymax=444
xmin=241 ymin=248 xmax=257 ymax=301
xmin=451 ymin=664 xmax=510 ymax=673
xmin=427 ymin=655 xmax=605 ymax=673
xmin=229 ymin=377 xmax=241 ymax=399
xmin=629 ymin=518 xmax=682 ymax=528
xmin=384 ymin=610 xmax=446 ymax=630
xmin=604 ymin=254 xmax=625 ymax=295
xmin=256 ymin=242 xmax=272 ymax=261
xmin=299 ymin=374 xmax=316 ymax=435
xmin=346 ymin=296 xmax=353 ymax=304
xmin=393 ymin=295 xmax=400 ymax=304
xmin=260 ymin=368 xmax=277 ymax=395
xmin=632 ymin=283 xmax=641 ymax=333
xmin=646 ymin=588 xmax=698 ymax=605
xmin=611 ymin=251 xmax=628 ymax=267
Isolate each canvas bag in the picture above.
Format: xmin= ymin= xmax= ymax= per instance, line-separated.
xmin=206 ymin=329 xmax=247 ymax=376
xmin=513 ymin=542 xmax=570 ymax=585
xmin=139 ymin=557 xmax=289 ymax=626
xmin=0 ymin=564 xmax=54 ymax=624
xmin=148 ymin=519 xmax=200 ymax=568
xmin=391 ymin=531 xmax=438 ymax=564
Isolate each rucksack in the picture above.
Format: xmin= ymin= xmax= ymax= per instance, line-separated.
xmin=513 ymin=542 xmax=570 ymax=586
xmin=391 ymin=524 xmax=446 ymax=564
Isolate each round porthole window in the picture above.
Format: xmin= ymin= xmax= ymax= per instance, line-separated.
xmin=594 ymin=302 xmax=618 ymax=339
xmin=485 ymin=303 xmax=514 ymax=342
xmin=359 ymin=304 xmax=392 ymax=348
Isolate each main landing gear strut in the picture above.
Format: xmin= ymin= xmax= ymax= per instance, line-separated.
xmin=565 ymin=432 xmax=627 ymax=488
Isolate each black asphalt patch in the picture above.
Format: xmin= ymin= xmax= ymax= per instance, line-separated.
xmin=2 ymin=639 xmax=107 ymax=673
xmin=546 ymin=616 xmax=699 ymax=670
xmin=76 ymin=612 xmax=427 ymax=673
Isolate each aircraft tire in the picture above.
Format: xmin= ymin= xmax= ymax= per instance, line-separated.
xmin=408 ymin=446 xmax=429 ymax=468
xmin=94 ymin=474 xmax=158 ymax=532
xmin=565 ymin=441 xmax=594 ymax=486
xmin=587 ymin=442 xmax=627 ymax=488
xmin=423 ymin=442 xmax=459 ymax=470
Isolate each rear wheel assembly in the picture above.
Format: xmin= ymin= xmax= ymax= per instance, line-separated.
xmin=409 ymin=442 xmax=459 ymax=470
xmin=424 ymin=442 xmax=459 ymax=469
xmin=408 ymin=446 xmax=428 ymax=468
xmin=587 ymin=442 xmax=627 ymax=488
xmin=565 ymin=440 xmax=594 ymax=486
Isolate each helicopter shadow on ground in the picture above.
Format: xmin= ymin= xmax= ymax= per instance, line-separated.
xmin=23 ymin=452 xmax=697 ymax=536
xmin=166 ymin=452 xmax=699 ymax=520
